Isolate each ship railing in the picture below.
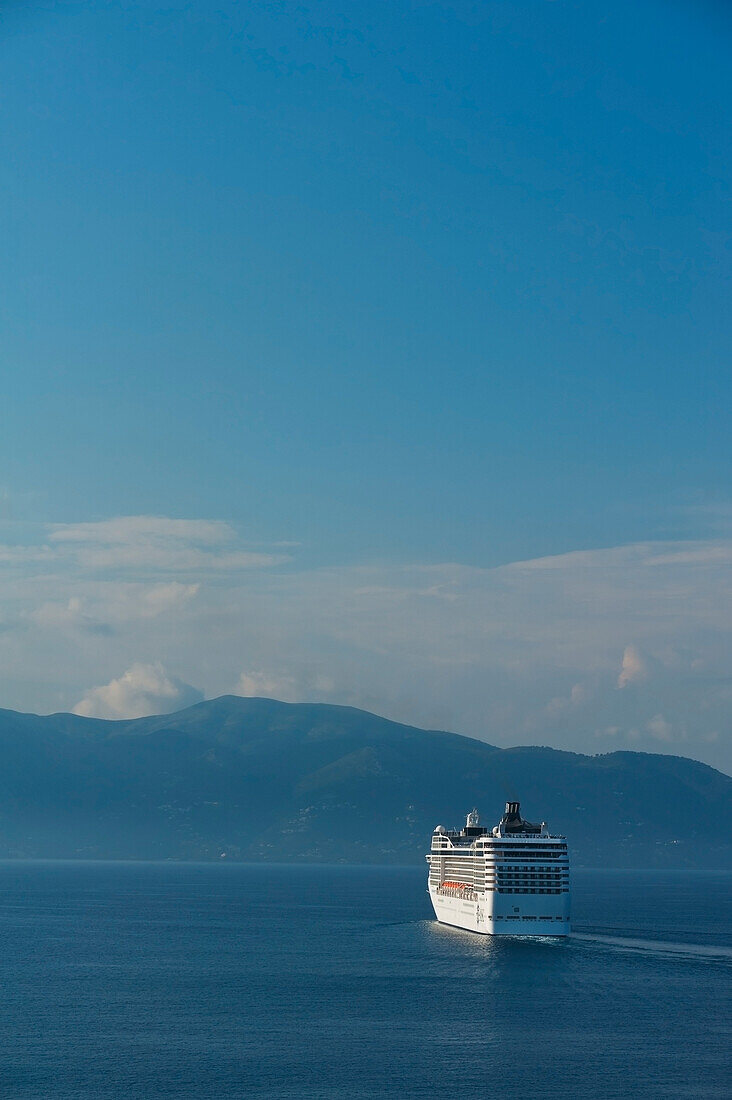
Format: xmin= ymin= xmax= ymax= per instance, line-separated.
xmin=440 ymin=832 xmax=566 ymax=841
xmin=435 ymin=885 xmax=479 ymax=901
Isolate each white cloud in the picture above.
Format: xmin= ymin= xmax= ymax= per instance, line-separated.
xmin=570 ymin=683 xmax=586 ymax=705
xmin=70 ymin=545 xmax=280 ymax=572
xmin=647 ymin=714 xmax=675 ymax=742
xmin=234 ymin=669 xmax=337 ymax=703
xmin=0 ymin=545 xmax=56 ymax=565
xmin=235 ymin=670 xmax=298 ymax=701
xmin=26 ymin=582 xmax=199 ymax=635
xmin=49 ymin=517 xmax=234 ymax=546
xmin=644 ymin=542 xmax=732 ymax=567
xmin=48 ymin=516 xmax=288 ymax=572
xmin=545 ymin=682 xmax=589 ymax=716
xmin=73 ymin=663 xmax=203 ymax=719
xmin=138 ymin=582 xmax=200 ymax=616
xmin=30 ymin=596 xmax=107 ymax=633
xmin=0 ymin=516 xmax=288 ymax=575
xmin=618 ymin=645 xmax=647 ymax=688
xmin=0 ymin=522 xmax=731 ymax=770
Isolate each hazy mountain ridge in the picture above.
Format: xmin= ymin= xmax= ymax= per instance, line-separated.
xmin=0 ymin=697 xmax=728 ymax=867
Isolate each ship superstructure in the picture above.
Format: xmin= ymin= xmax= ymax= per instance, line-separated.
xmin=426 ymin=802 xmax=570 ymax=936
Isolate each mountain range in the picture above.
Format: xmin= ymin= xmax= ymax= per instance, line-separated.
xmin=0 ymin=696 xmax=729 ymax=867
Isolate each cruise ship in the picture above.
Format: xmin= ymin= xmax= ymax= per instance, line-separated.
xmin=426 ymin=802 xmax=570 ymax=936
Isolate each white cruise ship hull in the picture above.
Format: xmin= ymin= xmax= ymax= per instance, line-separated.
xmin=429 ymin=884 xmax=570 ymax=937
xmin=426 ymin=804 xmax=571 ymax=937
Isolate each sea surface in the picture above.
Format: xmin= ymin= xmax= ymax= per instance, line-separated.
xmin=0 ymin=863 xmax=729 ymax=1099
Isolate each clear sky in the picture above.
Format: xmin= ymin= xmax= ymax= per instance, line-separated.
xmin=2 ymin=1 xmax=731 ymax=771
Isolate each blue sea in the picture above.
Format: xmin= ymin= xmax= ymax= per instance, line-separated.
xmin=0 ymin=864 xmax=729 ymax=1099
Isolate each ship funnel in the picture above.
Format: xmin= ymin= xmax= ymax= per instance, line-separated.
xmin=499 ymin=800 xmax=541 ymax=834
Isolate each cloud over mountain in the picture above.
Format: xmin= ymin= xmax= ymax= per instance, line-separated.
xmin=73 ymin=663 xmax=204 ymax=720
xmin=1 ymin=516 xmax=730 ymax=771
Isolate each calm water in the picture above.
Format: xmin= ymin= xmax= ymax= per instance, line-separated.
xmin=0 ymin=864 xmax=729 ymax=1099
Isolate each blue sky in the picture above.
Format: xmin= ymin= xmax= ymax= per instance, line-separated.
xmin=2 ymin=1 xmax=731 ymax=770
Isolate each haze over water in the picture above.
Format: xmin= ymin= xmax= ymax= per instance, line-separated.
xmin=1 ymin=863 xmax=729 ymax=1099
